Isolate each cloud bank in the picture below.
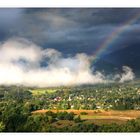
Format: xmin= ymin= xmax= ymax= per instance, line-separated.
xmin=0 ymin=38 xmax=135 ymax=87
xmin=119 ymin=66 xmax=135 ymax=83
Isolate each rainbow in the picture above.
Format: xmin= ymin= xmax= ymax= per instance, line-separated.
xmin=92 ymin=12 xmax=140 ymax=63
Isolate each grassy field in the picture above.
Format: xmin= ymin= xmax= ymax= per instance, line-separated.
xmin=30 ymin=89 xmax=58 ymax=95
xmin=32 ymin=109 xmax=140 ymax=125
xmin=32 ymin=109 xmax=140 ymax=118
xmin=83 ymin=119 xmax=127 ymax=125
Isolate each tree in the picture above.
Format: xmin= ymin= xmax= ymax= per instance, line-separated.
xmin=0 ymin=122 xmax=5 ymax=132
xmin=56 ymin=112 xmax=75 ymax=120
xmin=74 ymin=115 xmax=81 ymax=123
xmin=1 ymin=103 xmax=28 ymax=132
xmin=4 ymin=87 xmax=32 ymax=102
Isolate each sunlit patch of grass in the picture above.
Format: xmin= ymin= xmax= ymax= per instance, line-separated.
xmin=80 ymin=115 xmax=104 ymax=120
xmin=29 ymin=88 xmax=58 ymax=95
xmin=84 ymin=119 xmax=126 ymax=125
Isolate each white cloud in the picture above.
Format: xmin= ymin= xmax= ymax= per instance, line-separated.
xmin=0 ymin=37 xmax=135 ymax=87
xmin=0 ymin=37 xmax=106 ymax=87
xmin=0 ymin=38 xmax=42 ymax=63
xmin=119 ymin=66 xmax=135 ymax=83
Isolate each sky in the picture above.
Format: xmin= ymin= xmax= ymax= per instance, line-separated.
xmin=0 ymin=8 xmax=138 ymax=87
xmin=0 ymin=8 xmax=140 ymax=55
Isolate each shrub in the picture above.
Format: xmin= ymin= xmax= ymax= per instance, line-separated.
xmin=74 ymin=115 xmax=81 ymax=123
xmin=80 ymin=112 xmax=88 ymax=115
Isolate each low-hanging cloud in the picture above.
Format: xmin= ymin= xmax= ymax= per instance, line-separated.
xmin=0 ymin=38 xmax=135 ymax=87
xmin=113 ymin=66 xmax=135 ymax=83
xmin=119 ymin=66 xmax=135 ymax=83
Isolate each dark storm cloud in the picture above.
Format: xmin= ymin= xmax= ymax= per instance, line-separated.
xmin=0 ymin=8 xmax=24 ymax=41
xmin=0 ymin=8 xmax=140 ymax=55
